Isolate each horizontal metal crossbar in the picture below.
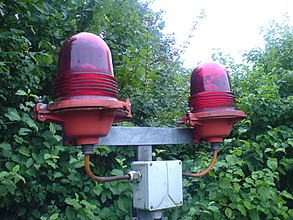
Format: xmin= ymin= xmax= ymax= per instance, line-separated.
xmin=98 ymin=127 xmax=194 ymax=146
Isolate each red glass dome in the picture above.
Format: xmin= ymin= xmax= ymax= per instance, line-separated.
xmin=53 ymin=32 xmax=118 ymax=100
xmin=189 ymin=63 xmax=236 ymax=112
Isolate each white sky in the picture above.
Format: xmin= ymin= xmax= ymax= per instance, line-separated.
xmin=149 ymin=0 xmax=293 ymax=68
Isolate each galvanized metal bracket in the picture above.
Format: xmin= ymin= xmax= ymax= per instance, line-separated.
xmin=98 ymin=127 xmax=194 ymax=146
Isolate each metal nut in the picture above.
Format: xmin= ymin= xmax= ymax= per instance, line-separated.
xmin=128 ymin=170 xmax=142 ymax=182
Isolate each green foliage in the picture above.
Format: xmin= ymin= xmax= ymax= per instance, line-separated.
xmin=0 ymin=0 xmax=292 ymax=219
xmin=165 ymin=124 xmax=293 ymax=220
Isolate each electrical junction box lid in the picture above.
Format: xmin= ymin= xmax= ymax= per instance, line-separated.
xmin=131 ymin=160 xmax=183 ymax=211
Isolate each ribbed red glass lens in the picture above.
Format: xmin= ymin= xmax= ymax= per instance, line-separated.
xmin=189 ymin=63 xmax=236 ymax=112
xmin=53 ymin=32 xmax=118 ymax=100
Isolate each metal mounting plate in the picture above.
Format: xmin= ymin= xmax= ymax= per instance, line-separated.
xmin=98 ymin=127 xmax=193 ymax=146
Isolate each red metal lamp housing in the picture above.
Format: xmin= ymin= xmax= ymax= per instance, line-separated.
xmin=34 ymin=32 xmax=132 ymax=146
xmin=178 ymin=62 xmax=246 ymax=143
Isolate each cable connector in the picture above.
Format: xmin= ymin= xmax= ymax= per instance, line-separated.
xmin=82 ymin=145 xmax=94 ymax=154
xmin=211 ymin=142 xmax=220 ymax=151
xmin=128 ymin=170 xmax=142 ymax=182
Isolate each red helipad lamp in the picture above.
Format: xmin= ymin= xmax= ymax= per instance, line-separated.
xmin=178 ymin=62 xmax=246 ymax=178
xmin=34 ymin=32 xmax=132 ymax=182
xmin=178 ymin=62 xmax=246 ymax=144
xmin=34 ymin=32 xmax=132 ymax=146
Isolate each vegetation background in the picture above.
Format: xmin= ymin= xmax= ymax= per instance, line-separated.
xmin=0 ymin=0 xmax=292 ymax=219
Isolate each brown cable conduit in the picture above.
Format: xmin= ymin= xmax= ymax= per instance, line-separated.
xmin=182 ymin=150 xmax=218 ymax=177
xmin=84 ymin=154 xmax=130 ymax=182
xmin=84 ymin=144 xmax=219 ymax=182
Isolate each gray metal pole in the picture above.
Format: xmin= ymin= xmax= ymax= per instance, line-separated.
xmin=137 ymin=145 xmax=152 ymax=161
xmin=135 ymin=146 xmax=163 ymax=220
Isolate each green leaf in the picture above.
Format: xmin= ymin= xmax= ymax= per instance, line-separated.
xmin=67 ymin=173 xmax=80 ymax=182
xmin=237 ymin=204 xmax=246 ymax=216
xmin=226 ymin=155 xmax=237 ymax=165
xmin=12 ymin=165 xmax=20 ymax=173
xmin=139 ymin=49 xmax=147 ymax=56
xmin=18 ymin=207 xmax=27 ymax=216
xmin=5 ymin=162 xmax=15 ymax=171
xmin=32 ymin=209 xmax=41 ymax=218
xmin=238 ymin=127 xmax=248 ymax=134
xmin=81 ymin=200 xmax=96 ymax=209
xmin=44 ymin=153 xmax=51 ymax=160
xmin=225 ymin=208 xmax=233 ymax=218
xmin=0 ymin=171 xmax=9 ymax=180
xmin=110 ymin=169 xmax=124 ymax=176
xmin=49 ymin=123 xmax=56 ymax=135
xmin=53 ymin=172 xmax=63 ymax=179
xmin=22 ymin=114 xmax=38 ymax=131
xmin=264 ymin=148 xmax=273 ymax=153
xmin=65 ymin=207 xmax=76 ymax=220
xmin=10 ymin=28 xmax=24 ymax=34
xmin=219 ymin=177 xmax=230 ymax=189
xmin=5 ymin=108 xmax=21 ymax=121
xmin=49 ymin=213 xmax=59 ymax=220
xmin=18 ymin=147 xmax=30 ymax=156
xmin=98 ymin=145 xmax=110 ymax=152
xmin=267 ymin=158 xmax=278 ymax=171
xmin=245 ymin=177 xmax=254 ymax=185
xmin=15 ymin=90 xmax=27 ymax=96
xmin=249 ymin=209 xmax=260 ymax=220
xmin=73 ymin=161 xmax=84 ymax=169
xmin=65 ymin=198 xmax=82 ymax=209
xmin=14 ymin=173 xmax=25 ymax=183
xmin=280 ymin=190 xmax=293 ymax=199
xmin=25 ymin=158 xmax=34 ymax=168
xmin=46 ymin=160 xmax=58 ymax=169
xmin=5 ymin=179 xmax=17 ymax=194
xmin=44 ymin=153 xmax=59 ymax=160
xmin=19 ymin=128 xmax=31 ymax=136
xmin=0 ymin=142 xmax=11 ymax=150
xmin=14 ymin=135 xmax=24 ymax=144
xmin=258 ymin=187 xmax=271 ymax=200
xmin=232 ymin=148 xmax=242 ymax=156
xmin=117 ymin=199 xmax=127 ymax=212
xmin=275 ymin=148 xmax=286 ymax=154
xmin=93 ymin=186 xmax=102 ymax=196
xmin=25 ymin=168 xmax=36 ymax=177
xmin=53 ymin=135 xmax=62 ymax=142
xmin=208 ymin=205 xmax=219 ymax=212
xmin=1 ymin=142 xmax=12 ymax=158
xmin=244 ymin=200 xmax=252 ymax=210
xmin=101 ymin=194 xmax=107 ymax=203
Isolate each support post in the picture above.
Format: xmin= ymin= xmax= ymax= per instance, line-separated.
xmin=137 ymin=145 xmax=152 ymax=161
xmin=134 ymin=146 xmax=163 ymax=220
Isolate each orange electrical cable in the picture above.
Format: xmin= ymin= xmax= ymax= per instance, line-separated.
xmin=84 ymin=154 xmax=130 ymax=182
xmin=183 ymin=150 xmax=218 ymax=178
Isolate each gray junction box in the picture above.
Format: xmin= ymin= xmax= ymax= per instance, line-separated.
xmin=131 ymin=160 xmax=183 ymax=211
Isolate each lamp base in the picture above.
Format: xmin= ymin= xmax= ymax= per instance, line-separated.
xmin=177 ymin=110 xmax=246 ymax=144
xmin=34 ymin=98 xmax=132 ymax=146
